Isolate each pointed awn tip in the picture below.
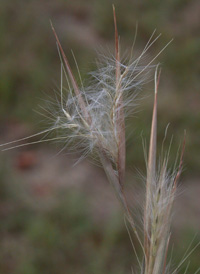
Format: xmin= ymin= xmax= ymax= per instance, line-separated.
xmin=154 ymin=64 xmax=161 ymax=94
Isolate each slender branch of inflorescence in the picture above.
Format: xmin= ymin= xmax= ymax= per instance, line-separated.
xmin=143 ymin=67 xmax=185 ymax=274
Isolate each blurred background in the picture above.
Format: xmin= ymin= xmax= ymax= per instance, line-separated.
xmin=0 ymin=0 xmax=199 ymax=273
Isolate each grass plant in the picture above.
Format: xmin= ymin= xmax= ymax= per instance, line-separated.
xmin=1 ymin=6 xmax=198 ymax=274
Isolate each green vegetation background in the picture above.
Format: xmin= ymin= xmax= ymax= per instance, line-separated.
xmin=0 ymin=0 xmax=199 ymax=273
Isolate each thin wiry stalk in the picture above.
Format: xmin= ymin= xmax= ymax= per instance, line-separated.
xmin=113 ymin=5 xmax=126 ymax=188
xmin=98 ymin=149 xmax=144 ymax=252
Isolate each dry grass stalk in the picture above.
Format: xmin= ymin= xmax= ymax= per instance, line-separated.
xmin=0 ymin=7 xmax=189 ymax=274
xmin=113 ymin=5 xmax=126 ymax=188
xmin=52 ymin=9 xmax=141 ymax=245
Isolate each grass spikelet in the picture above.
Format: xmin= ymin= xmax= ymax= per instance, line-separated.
xmin=143 ymin=68 xmax=186 ymax=274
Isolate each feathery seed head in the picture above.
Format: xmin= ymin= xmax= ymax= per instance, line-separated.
xmin=46 ymin=26 xmax=157 ymax=167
